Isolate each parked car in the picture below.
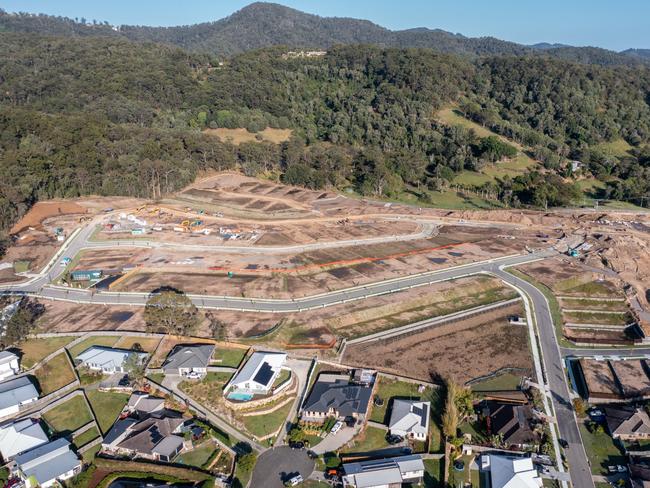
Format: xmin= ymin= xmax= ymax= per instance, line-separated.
xmin=344 ymin=416 xmax=356 ymax=427
xmin=285 ymin=474 xmax=303 ymax=486
xmin=60 ymin=257 xmax=72 ymax=266
xmin=306 ymin=450 xmax=318 ymax=459
xmin=558 ymin=438 xmax=569 ymax=448
xmin=330 ymin=421 xmax=343 ymax=434
xmin=185 ymin=371 xmax=202 ymax=379
xmin=289 ymin=441 xmax=305 ymax=450
xmin=117 ymin=375 xmax=130 ymax=387
xmin=386 ymin=434 xmax=403 ymax=445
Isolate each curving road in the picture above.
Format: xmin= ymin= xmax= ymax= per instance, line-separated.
xmin=0 ymin=220 xmax=597 ymax=487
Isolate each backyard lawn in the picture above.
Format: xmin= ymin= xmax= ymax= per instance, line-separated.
xmin=370 ymin=377 xmax=431 ymax=424
xmin=175 ymin=442 xmax=218 ymax=468
xmin=33 ymin=352 xmax=77 ymax=395
xmin=18 ymin=336 xmax=76 ymax=368
xmin=579 ymin=421 xmax=626 ymax=475
xmin=68 ymin=335 xmax=119 ymax=357
xmin=42 ymin=395 xmax=93 ymax=433
xmin=114 ymin=336 xmax=161 ymax=352
xmin=86 ymin=390 xmax=130 ymax=434
xmin=342 ymin=426 xmax=390 ymax=453
xmin=471 ymin=372 xmax=522 ymax=392
xmin=212 ymin=347 xmax=248 ymax=367
xmin=424 ymin=459 xmax=444 ymax=488
xmin=449 ymin=454 xmax=479 ymax=488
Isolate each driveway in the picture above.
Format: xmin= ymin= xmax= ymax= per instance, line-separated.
xmin=250 ymin=446 xmax=314 ymax=488
xmin=311 ymin=425 xmax=359 ymax=455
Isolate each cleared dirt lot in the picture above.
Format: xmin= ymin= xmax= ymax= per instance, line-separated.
xmin=342 ymin=303 xmax=532 ymax=384
xmin=36 ymin=301 xmax=147 ymax=332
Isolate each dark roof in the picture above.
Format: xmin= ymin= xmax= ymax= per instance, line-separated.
xmin=488 ymin=402 xmax=537 ymax=446
xmin=302 ymin=376 xmax=372 ymax=416
xmin=252 ymin=362 xmax=274 ymax=387
xmin=162 ymin=344 xmax=214 ymax=371
xmin=103 ymin=418 xmax=137 ymax=445
xmin=605 ymin=405 xmax=650 ymax=437
xmin=117 ymin=410 xmax=184 ymax=455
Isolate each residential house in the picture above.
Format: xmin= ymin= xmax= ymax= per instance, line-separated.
xmin=605 ymin=405 xmax=650 ymax=441
xmin=225 ymin=351 xmax=287 ymax=399
xmin=101 ymin=409 xmax=186 ymax=462
xmin=301 ymin=373 xmax=373 ymax=422
xmin=629 ymin=455 xmax=650 ymax=488
xmin=162 ymin=344 xmax=215 ymax=377
xmin=14 ymin=438 xmax=82 ymax=488
xmin=0 ymin=418 xmax=48 ymax=461
xmin=480 ymin=454 xmax=542 ymax=488
xmin=125 ymin=391 xmax=165 ymax=417
xmin=0 ymin=376 xmax=39 ymax=418
xmin=75 ymin=346 xmax=147 ymax=374
xmin=342 ymin=454 xmax=425 ymax=488
xmin=486 ymin=401 xmax=538 ymax=448
xmin=0 ymin=350 xmax=20 ymax=381
xmin=388 ymin=399 xmax=430 ymax=441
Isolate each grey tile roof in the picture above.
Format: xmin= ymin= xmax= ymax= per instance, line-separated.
xmin=388 ymin=399 xmax=430 ymax=436
xmin=75 ymin=346 xmax=147 ymax=370
xmin=343 ymin=454 xmax=424 ymax=488
xmin=15 ymin=438 xmax=80 ymax=485
xmin=0 ymin=376 xmax=39 ymax=410
xmin=302 ymin=375 xmax=372 ymax=417
xmin=162 ymin=344 xmax=215 ymax=371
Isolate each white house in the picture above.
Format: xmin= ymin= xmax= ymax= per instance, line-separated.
xmin=389 ymin=399 xmax=430 ymax=441
xmin=0 ymin=418 xmax=48 ymax=461
xmin=481 ymin=454 xmax=542 ymax=488
xmin=0 ymin=376 xmax=39 ymax=419
xmin=342 ymin=454 xmax=425 ymax=488
xmin=0 ymin=350 xmax=20 ymax=381
xmin=225 ymin=351 xmax=287 ymax=399
xmin=75 ymin=346 xmax=147 ymax=374
xmin=14 ymin=438 xmax=82 ymax=488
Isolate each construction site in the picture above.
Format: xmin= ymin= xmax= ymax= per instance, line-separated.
xmin=2 ymin=172 xmax=650 ymax=385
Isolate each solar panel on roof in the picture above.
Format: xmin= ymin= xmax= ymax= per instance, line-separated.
xmin=252 ymin=362 xmax=274 ymax=386
xmin=420 ymin=404 xmax=429 ymax=426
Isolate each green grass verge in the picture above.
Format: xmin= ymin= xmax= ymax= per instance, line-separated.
xmin=342 ymin=426 xmax=390 ymax=453
xmin=86 ymin=390 xmax=129 ymax=434
xmin=563 ymin=311 xmax=631 ymax=326
xmin=424 ymin=458 xmax=444 ymax=487
xmin=240 ymin=400 xmax=293 ymax=440
xmin=43 ymin=395 xmax=93 ymax=433
xmin=578 ymin=421 xmax=626 ymax=475
xmin=175 ymin=442 xmax=218 ymax=468
xmin=471 ymin=372 xmax=522 ymax=392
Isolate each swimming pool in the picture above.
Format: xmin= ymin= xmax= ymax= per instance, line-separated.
xmin=228 ymin=392 xmax=253 ymax=401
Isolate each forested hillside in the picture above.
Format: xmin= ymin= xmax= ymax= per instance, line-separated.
xmin=1 ymin=3 xmax=648 ymax=67
xmin=1 ymin=31 xmax=649 ymax=250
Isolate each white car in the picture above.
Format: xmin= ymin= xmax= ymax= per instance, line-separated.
xmin=185 ymin=371 xmax=202 ymax=379
xmin=330 ymin=421 xmax=343 ymax=435
xmin=286 ymin=475 xmax=303 ymax=486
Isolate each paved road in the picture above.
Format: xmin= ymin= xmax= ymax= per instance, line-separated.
xmin=250 ymin=446 xmax=314 ymax=488
xmin=494 ymin=267 xmax=595 ymax=488
xmin=3 ymin=251 xmax=554 ymax=312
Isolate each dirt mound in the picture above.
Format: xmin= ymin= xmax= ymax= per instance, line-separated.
xmin=10 ymin=201 xmax=87 ymax=234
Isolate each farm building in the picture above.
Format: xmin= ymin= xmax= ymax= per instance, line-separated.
xmin=342 ymin=454 xmax=425 ymax=488
xmin=301 ymin=372 xmax=373 ymax=422
xmin=0 ymin=376 xmax=39 ymax=418
xmin=388 ymin=400 xmax=430 ymax=441
xmin=225 ymin=351 xmax=287 ymax=400
xmin=162 ymin=344 xmax=215 ymax=377
xmin=75 ymin=346 xmax=147 ymax=374
xmin=70 ymin=269 xmax=103 ymax=281
xmin=0 ymin=350 xmax=20 ymax=381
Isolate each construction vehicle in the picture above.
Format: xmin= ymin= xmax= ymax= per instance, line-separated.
xmin=148 ymin=207 xmax=160 ymax=215
xmin=181 ymin=220 xmax=190 ymax=227
xmin=78 ymin=216 xmax=91 ymax=223
xmin=190 ymin=219 xmax=203 ymax=227
xmin=136 ymin=205 xmax=146 ymax=212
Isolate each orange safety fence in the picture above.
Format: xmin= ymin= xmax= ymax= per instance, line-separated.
xmin=208 ymin=241 xmax=465 ymax=275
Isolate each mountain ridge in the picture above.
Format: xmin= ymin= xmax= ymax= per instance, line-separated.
xmin=0 ymin=2 xmax=648 ymax=65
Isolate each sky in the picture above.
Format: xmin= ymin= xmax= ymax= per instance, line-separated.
xmin=1 ymin=0 xmax=648 ymax=51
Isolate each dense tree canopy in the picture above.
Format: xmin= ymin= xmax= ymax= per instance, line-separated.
xmin=0 ymin=33 xmax=649 ymax=245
